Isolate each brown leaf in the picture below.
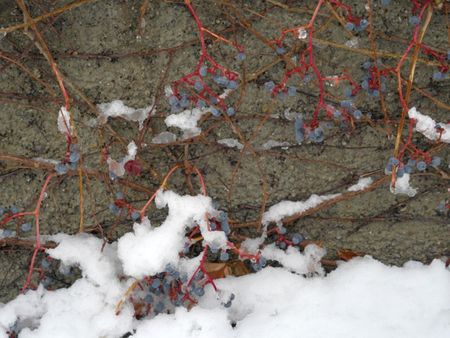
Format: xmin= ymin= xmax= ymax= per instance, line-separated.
xmin=337 ymin=248 xmax=364 ymax=261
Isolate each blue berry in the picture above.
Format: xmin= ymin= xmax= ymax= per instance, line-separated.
xmin=344 ymin=87 xmax=353 ymax=98
xmin=352 ymin=110 xmax=362 ymax=119
xmin=199 ymin=66 xmax=208 ymax=77
xmin=416 ymin=161 xmax=427 ymax=171
xmin=144 ymin=294 xmax=154 ymax=304
xmin=196 ymin=100 xmax=206 ymax=109
xmin=2 ymin=229 xmax=13 ymax=238
xmin=55 ymin=162 xmax=68 ymax=175
xmin=345 ymin=22 xmax=355 ymax=31
xmin=0 ymin=207 xmax=4 ymax=217
xmin=287 ymin=86 xmax=297 ymax=97
xmin=21 ymin=222 xmax=32 ymax=232
xmin=277 ymin=91 xmax=286 ymax=101
xmin=227 ymin=80 xmax=238 ymax=90
xmin=226 ymin=107 xmax=236 ymax=116
xmin=278 ymin=241 xmax=287 ymax=250
xmin=362 ymin=61 xmax=371 ymax=69
xmin=357 ymin=19 xmax=368 ymax=31
xmin=210 ymin=107 xmax=221 ymax=117
xmin=180 ymin=96 xmax=190 ymax=108
xmin=264 ymin=81 xmax=275 ymax=92
xmin=431 ymin=156 xmax=442 ymax=168
xmin=194 ymin=287 xmax=205 ymax=297
xmin=303 ymin=74 xmax=312 ymax=83
xmin=151 ymin=278 xmax=161 ymax=289
xmin=220 ymin=251 xmax=229 ymax=261
xmin=236 ymin=52 xmax=246 ymax=61
xmin=168 ymin=95 xmax=179 ymax=106
xmin=131 ymin=211 xmax=140 ymax=221
xmin=333 ymin=109 xmax=342 ymax=118
xmin=69 ymin=149 xmax=80 ymax=163
xmin=404 ymin=165 xmax=414 ymax=174
xmin=309 ymin=127 xmax=325 ymax=143
xmin=292 ymin=233 xmax=304 ymax=245
xmin=388 ymin=156 xmax=399 ymax=166
xmin=385 ymin=163 xmax=393 ymax=174
xmin=278 ymin=226 xmax=287 ymax=234
xmin=381 ymin=0 xmax=391 ymax=6
xmin=340 ymin=100 xmax=353 ymax=109
xmin=154 ymin=301 xmax=165 ymax=313
xmin=258 ymin=256 xmax=267 ymax=267
xmin=109 ymin=203 xmax=120 ymax=215
xmin=396 ymin=167 xmax=405 ymax=178
xmin=10 ymin=206 xmax=19 ymax=214
xmin=115 ymin=192 xmax=124 ymax=200
xmin=194 ymin=80 xmax=204 ymax=92
xmin=433 ymin=72 xmax=444 ymax=81
xmin=276 ymin=46 xmax=286 ymax=55
xmin=41 ymin=259 xmax=51 ymax=269
xmin=361 ymin=79 xmax=369 ymax=90
xmin=409 ymin=16 xmax=421 ymax=26
xmin=214 ymin=75 xmax=229 ymax=87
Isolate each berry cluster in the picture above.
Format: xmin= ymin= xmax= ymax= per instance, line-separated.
xmin=55 ymin=143 xmax=80 ymax=175
xmin=385 ymin=156 xmax=443 ymax=177
xmin=108 ymin=192 xmax=141 ymax=221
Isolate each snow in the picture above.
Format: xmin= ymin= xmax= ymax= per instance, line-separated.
xmin=152 ymin=131 xmax=177 ymax=144
xmin=1 ymin=190 xmax=449 ymax=338
xmin=260 ymin=140 xmax=290 ymax=150
xmin=390 ymin=173 xmax=417 ymax=197
xmin=57 ymin=107 xmax=71 ymax=135
xmin=165 ymin=108 xmax=208 ymax=139
xmin=218 ymin=138 xmax=244 ymax=150
xmin=348 ymin=176 xmax=373 ymax=191
xmin=117 ymin=190 xmax=216 ymax=278
xmin=408 ymin=106 xmax=450 ymax=143
xmin=262 ymin=193 xmax=339 ymax=225
xmin=97 ymin=100 xmax=154 ymax=130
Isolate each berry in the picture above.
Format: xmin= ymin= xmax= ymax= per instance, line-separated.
xmin=109 ymin=203 xmax=121 ymax=215
xmin=21 ymin=222 xmax=32 ymax=232
xmin=196 ymin=100 xmax=206 ymax=108
xmin=433 ymin=72 xmax=443 ymax=81
xmin=168 ymin=95 xmax=179 ymax=106
xmin=409 ymin=16 xmax=420 ymax=26
xmin=276 ymin=46 xmax=286 ymax=55
xmin=362 ymin=61 xmax=371 ymax=69
xmin=115 ymin=192 xmax=124 ymax=200
xmin=287 ymin=86 xmax=297 ymax=97
xmin=131 ymin=211 xmax=140 ymax=221
xmin=199 ymin=66 xmax=208 ymax=77
xmin=309 ymin=127 xmax=325 ymax=143
xmin=10 ymin=206 xmax=19 ymax=214
xmin=416 ymin=161 xmax=427 ymax=171
xmin=396 ymin=167 xmax=405 ymax=178
xmin=385 ymin=163 xmax=393 ymax=174
xmin=388 ymin=157 xmax=399 ymax=166
xmin=278 ymin=226 xmax=287 ymax=234
xmin=235 ymin=52 xmax=246 ymax=61
xmin=278 ymin=241 xmax=287 ymax=250
xmin=220 ymin=251 xmax=229 ymax=261
xmin=352 ymin=110 xmax=362 ymax=119
xmin=194 ymin=80 xmax=204 ymax=92
xmin=277 ymin=91 xmax=286 ymax=101
xmin=431 ymin=156 xmax=442 ymax=168
xmin=361 ymin=79 xmax=369 ymax=90
xmin=210 ymin=107 xmax=221 ymax=117
xmin=55 ymin=162 xmax=69 ymax=175
xmin=154 ymin=301 xmax=165 ymax=313
xmin=179 ymin=96 xmax=190 ymax=108
xmin=41 ymin=258 xmax=51 ymax=269
xmin=333 ymin=109 xmax=342 ymax=118
xmin=264 ymin=81 xmax=275 ymax=92
xmin=404 ymin=165 xmax=413 ymax=174
xmin=144 ymin=294 xmax=154 ymax=304
xmin=2 ymin=229 xmax=13 ymax=238
xmin=194 ymin=287 xmax=205 ymax=297
xmin=69 ymin=150 xmax=80 ymax=163
xmin=345 ymin=22 xmax=355 ymax=31
xmin=340 ymin=100 xmax=353 ymax=109
xmin=151 ymin=278 xmax=161 ymax=289
xmin=344 ymin=87 xmax=353 ymax=98
xmin=356 ymin=19 xmax=368 ymax=31
xmin=381 ymin=0 xmax=391 ymax=6
xmin=227 ymin=80 xmax=238 ymax=90
xmin=292 ymin=233 xmax=304 ymax=245
xmin=0 ymin=207 xmax=4 ymax=217
xmin=226 ymin=107 xmax=236 ymax=116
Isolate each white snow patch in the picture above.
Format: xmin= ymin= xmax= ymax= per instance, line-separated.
xmin=408 ymin=107 xmax=450 ymax=143
xmin=260 ymin=140 xmax=291 ymax=150
xmin=348 ymin=177 xmax=373 ymax=191
xmin=117 ymin=190 xmax=215 ymax=278
xmin=57 ymin=107 xmax=71 ymax=135
xmin=218 ymin=138 xmax=244 ymax=150
xmin=165 ymin=108 xmax=208 ymax=139
xmin=152 ymin=131 xmax=177 ymax=144
xmin=390 ymin=173 xmax=417 ymax=197
xmin=262 ymin=193 xmax=339 ymax=225
xmin=97 ymin=100 xmax=154 ymax=130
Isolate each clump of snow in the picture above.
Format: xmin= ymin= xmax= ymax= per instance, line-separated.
xmin=218 ymin=138 xmax=244 ymax=150
xmin=348 ymin=177 xmax=373 ymax=192
xmin=57 ymin=107 xmax=71 ymax=135
xmin=97 ymin=100 xmax=154 ymax=130
xmin=261 ymin=243 xmax=326 ymax=275
xmin=262 ymin=193 xmax=340 ymax=225
xmin=165 ymin=108 xmax=208 ymax=139
xmin=152 ymin=131 xmax=177 ymax=144
xmin=390 ymin=173 xmax=417 ymax=197
xmin=408 ymin=107 xmax=450 ymax=143
xmin=260 ymin=140 xmax=290 ymax=150
xmin=117 ymin=190 xmax=219 ymax=278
